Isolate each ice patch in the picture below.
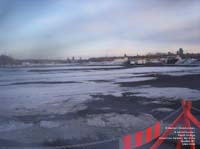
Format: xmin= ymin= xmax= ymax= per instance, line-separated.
xmin=114 ymin=77 xmax=156 ymax=83
xmin=132 ymin=87 xmax=200 ymax=100
xmin=0 ymin=121 xmax=32 ymax=132
xmin=141 ymin=100 xmax=171 ymax=105
xmin=152 ymin=108 xmax=174 ymax=112
xmin=40 ymin=121 xmax=60 ymax=128
xmin=86 ymin=113 xmax=156 ymax=130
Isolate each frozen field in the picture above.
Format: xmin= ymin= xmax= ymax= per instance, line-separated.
xmin=0 ymin=65 xmax=200 ymax=147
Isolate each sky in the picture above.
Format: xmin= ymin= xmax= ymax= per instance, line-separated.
xmin=0 ymin=0 xmax=200 ymax=59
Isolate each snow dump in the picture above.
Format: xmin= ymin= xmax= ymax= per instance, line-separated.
xmin=0 ymin=65 xmax=200 ymax=145
xmin=176 ymin=58 xmax=200 ymax=65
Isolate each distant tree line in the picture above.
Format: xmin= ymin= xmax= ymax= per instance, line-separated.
xmin=0 ymin=55 xmax=20 ymax=66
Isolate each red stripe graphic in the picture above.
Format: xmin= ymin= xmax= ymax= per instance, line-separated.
xmin=135 ymin=131 xmax=143 ymax=147
xmin=154 ymin=122 xmax=160 ymax=138
xmin=123 ymin=135 xmax=131 ymax=149
xmin=145 ymin=127 xmax=152 ymax=143
xmin=120 ymin=122 xmax=162 ymax=149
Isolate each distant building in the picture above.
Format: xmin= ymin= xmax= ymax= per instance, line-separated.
xmin=136 ymin=59 xmax=146 ymax=64
xmin=177 ymin=48 xmax=184 ymax=56
xmin=168 ymin=51 xmax=174 ymax=55
xmin=66 ymin=58 xmax=70 ymax=63
xmin=123 ymin=53 xmax=129 ymax=61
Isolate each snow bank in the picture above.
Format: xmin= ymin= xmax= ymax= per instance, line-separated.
xmin=176 ymin=58 xmax=200 ymax=65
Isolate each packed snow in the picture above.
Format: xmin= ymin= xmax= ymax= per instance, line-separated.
xmin=0 ymin=65 xmax=200 ymax=145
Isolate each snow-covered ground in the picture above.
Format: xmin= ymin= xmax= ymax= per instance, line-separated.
xmin=0 ymin=65 xmax=200 ymax=145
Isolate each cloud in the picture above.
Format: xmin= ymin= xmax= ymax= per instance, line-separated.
xmin=142 ymin=19 xmax=200 ymax=45
xmin=0 ymin=0 xmax=200 ymax=58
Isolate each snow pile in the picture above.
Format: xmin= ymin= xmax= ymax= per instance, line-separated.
xmin=175 ymin=58 xmax=199 ymax=65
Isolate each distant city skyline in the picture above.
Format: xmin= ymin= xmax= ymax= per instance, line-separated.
xmin=0 ymin=0 xmax=200 ymax=59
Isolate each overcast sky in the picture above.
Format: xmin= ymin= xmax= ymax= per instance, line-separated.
xmin=0 ymin=0 xmax=200 ymax=59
